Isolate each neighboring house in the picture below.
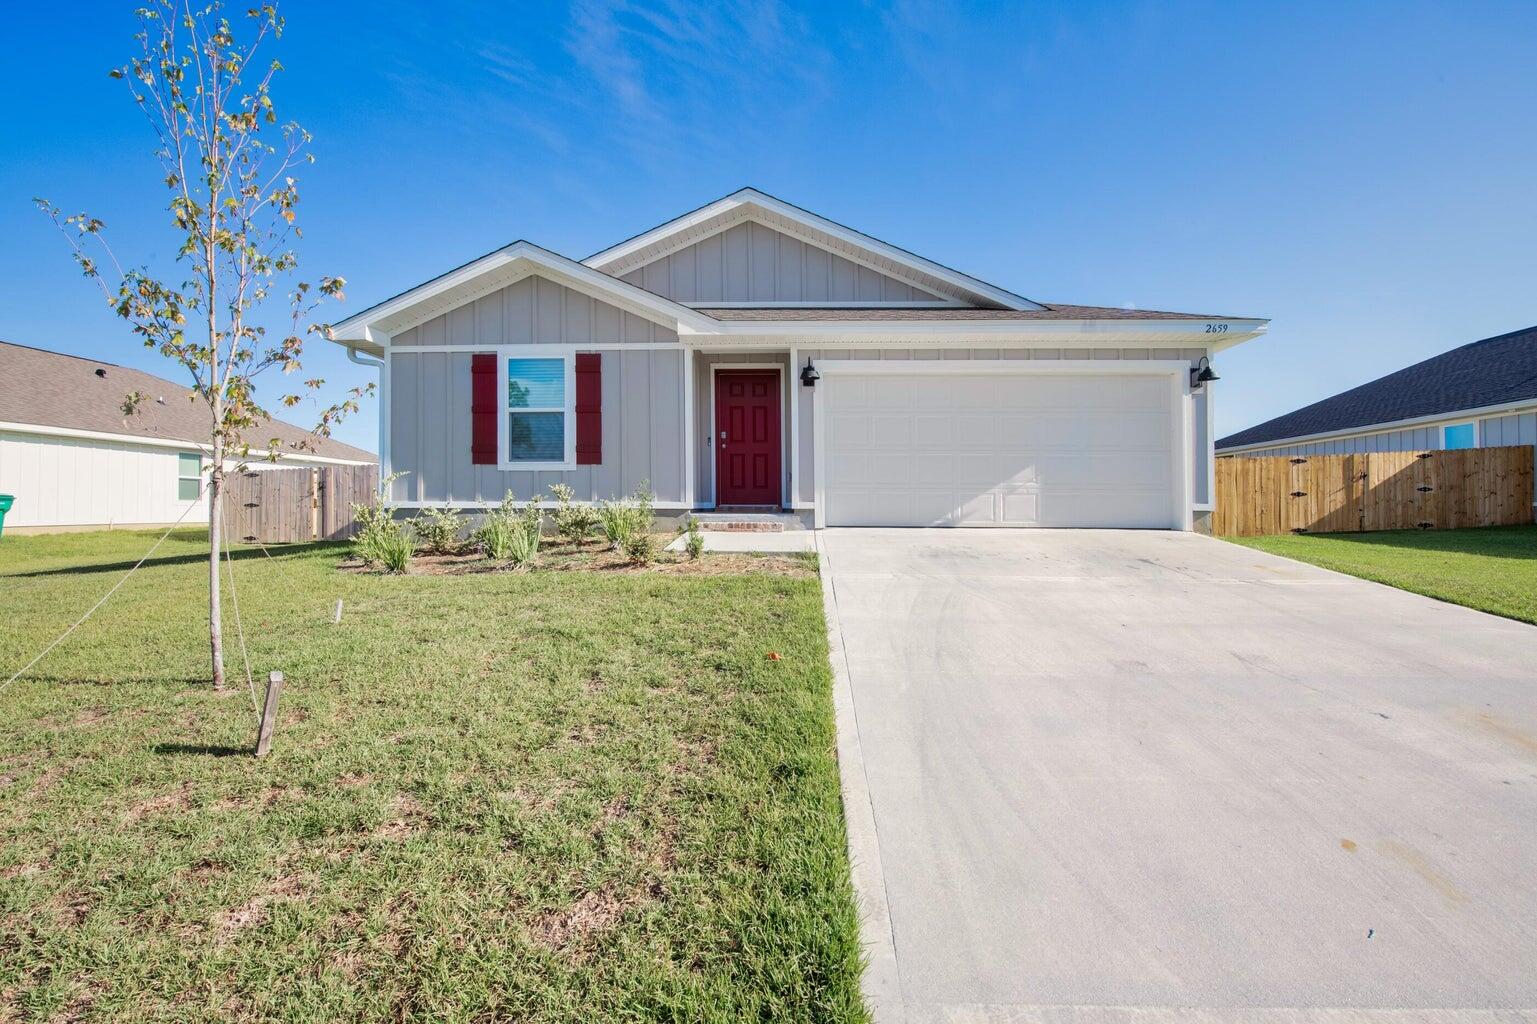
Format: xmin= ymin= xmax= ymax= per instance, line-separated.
xmin=1216 ymin=324 xmax=1537 ymax=507
xmin=0 ymin=341 xmax=375 ymax=533
xmin=326 ymin=188 xmax=1267 ymax=530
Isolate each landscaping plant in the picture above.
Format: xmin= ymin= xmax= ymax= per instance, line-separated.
xmin=597 ymin=498 xmax=637 ymax=550
xmin=622 ymin=529 xmax=658 ymax=565
xmin=549 ymin=483 xmax=599 ymax=544
xmin=684 ymin=516 xmax=706 ymax=560
xmin=410 ymin=506 xmax=464 ymax=554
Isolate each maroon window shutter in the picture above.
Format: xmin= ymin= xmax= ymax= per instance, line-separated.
xmin=574 ymin=352 xmax=602 ymax=465
xmin=470 ymin=353 xmax=498 ymax=465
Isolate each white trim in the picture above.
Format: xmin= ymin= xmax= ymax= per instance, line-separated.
xmin=682 ymin=348 xmax=695 ymax=508
xmin=389 ymin=499 xmax=694 ymax=511
xmin=1217 ymin=397 xmax=1537 ymax=454
xmin=0 ymin=421 xmax=373 ymax=465
xmin=583 ymin=188 xmax=1041 ymax=311
xmin=788 ymin=345 xmax=800 ymax=507
xmin=810 ymin=359 xmax=1193 ymax=530
xmin=684 ymin=300 xmax=964 ymax=309
xmin=327 ymin=240 xmax=718 ymax=344
xmin=683 ymin=319 xmax=1269 ymax=344
xmin=388 ymin=341 xmax=682 ymax=354
xmin=707 ymin=363 xmax=788 ymax=510
xmin=380 ymin=345 xmax=393 ymax=492
xmin=497 ymin=348 xmax=577 ymax=472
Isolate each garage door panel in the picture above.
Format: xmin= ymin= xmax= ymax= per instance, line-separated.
xmin=822 ymin=370 xmax=1177 ymax=528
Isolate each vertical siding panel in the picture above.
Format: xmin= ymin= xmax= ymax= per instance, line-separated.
xmin=856 ymin=266 xmax=882 ymax=300
xmin=803 ymin=246 xmax=830 ymax=301
xmin=777 ymin=236 xmax=803 ymax=301
xmin=419 ymin=353 xmax=449 ymax=502
xmin=670 ymin=245 xmax=697 ymax=302
xmin=505 ymin=277 xmax=534 ymax=343
xmin=695 ymin=233 xmax=723 ymax=301
xmin=391 ymin=354 xmax=418 ymax=502
xmin=565 ymin=291 xmax=593 ymax=344
xmin=595 ymin=351 xmax=624 ymax=499
xmin=642 ymin=258 xmax=669 ymax=302
xmin=535 ymin=278 xmax=563 ymax=340
xmin=650 ymin=350 xmax=684 ymax=501
xmin=622 ymin=350 xmax=651 ymax=493
xmin=723 ymin=223 xmax=750 ymax=299
xmin=749 ymin=222 xmax=776 ymax=301
xmin=830 ymin=255 xmax=858 ymax=299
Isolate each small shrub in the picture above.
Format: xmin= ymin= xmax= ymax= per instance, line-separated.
xmin=622 ymin=530 xmax=657 ymax=565
xmin=374 ymin=524 xmax=414 ymax=574
xmin=475 ymin=515 xmax=520 ymax=562
xmin=350 ymin=472 xmax=410 ymax=568
xmin=410 ymin=506 xmax=464 ymax=554
xmin=474 ymin=491 xmax=542 ymax=568
xmin=633 ymin=480 xmax=655 ymax=535
xmin=684 ymin=517 xmax=705 ymax=560
xmin=597 ymin=499 xmax=636 ymax=550
xmin=549 ymin=483 xmax=599 ymax=545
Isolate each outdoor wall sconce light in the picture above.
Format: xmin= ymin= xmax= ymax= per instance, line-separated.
xmin=800 ymin=359 xmax=821 ymax=387
xmin=1191 ymin=356 xmax=1219 ymax=390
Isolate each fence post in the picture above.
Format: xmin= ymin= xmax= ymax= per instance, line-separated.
xmin=254 ymin=671 xmax=284 ymax=758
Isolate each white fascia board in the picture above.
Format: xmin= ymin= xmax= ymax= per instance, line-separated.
xmin=583 ymin=188 xmax=1042 ymax=312
xmin=327 ymin=241 xmax=716 ymax=345
xmin=1216 ymin=397 xmax=1537 ymax=454
xmin=0 ymin=420 xmax=373 ymax=464
xmin=812 ymin=358 xmax=1195 ymax=376
xmin=677 ymin=318 xmax=1269 ymax=346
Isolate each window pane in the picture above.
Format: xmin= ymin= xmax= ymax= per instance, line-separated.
xmin=177 ymin=477 xmax=201 ymax=501
xmin=507 ymin=358 xmax=565 ymax=408
xmin=178 ymin=452 xmax=201 ymax=476
xmin=507 ymin=412 xmax=565 ymax=462
xmin=1443 ymin=423 xmax=1476 ymax=450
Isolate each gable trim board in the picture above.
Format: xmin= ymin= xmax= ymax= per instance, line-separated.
xmin=584 ymin=188 xmax=1042 ymax=311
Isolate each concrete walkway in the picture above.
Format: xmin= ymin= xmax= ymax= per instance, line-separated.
xmin=817 ymin=528 xmax=1537 ymax=1023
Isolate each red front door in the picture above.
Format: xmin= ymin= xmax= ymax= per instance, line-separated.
xmin=715 ymin=370 xmax=782 ymax=507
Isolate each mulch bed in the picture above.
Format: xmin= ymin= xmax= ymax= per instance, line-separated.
xmin=340 ymin=538 xmax=814 ymax=578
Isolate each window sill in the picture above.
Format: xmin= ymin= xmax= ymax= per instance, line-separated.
xmin=497 ymin=461 xmax=578 ymax=472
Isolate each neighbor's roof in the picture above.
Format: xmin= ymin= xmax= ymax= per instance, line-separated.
xmin=1217 ymin=324 xmax=1537 ymax=450
xmin=0 ymin=340 xmax=375 ymax=462
xmin=696 ymin=304 xmax=1240 ymax=322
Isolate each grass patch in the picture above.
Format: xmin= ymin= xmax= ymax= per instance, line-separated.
xmin=1228 ymin=524 xmax=1537 ymax=624
xmin=0 ymin=528 xmax=867 ymax=1022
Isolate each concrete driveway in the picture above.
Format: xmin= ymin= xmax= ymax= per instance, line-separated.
xmin=817 ymin=529 xmax=1537 ymax=1023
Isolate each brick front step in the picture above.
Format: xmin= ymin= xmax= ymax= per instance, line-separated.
xmin=699 ymin=521 xmax=785 ymax=533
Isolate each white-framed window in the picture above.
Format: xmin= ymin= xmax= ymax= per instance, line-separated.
xmin=1442 ymin=421 xmax=1477 ymax=450
xmin=177 ymin=452 xmax=202 ymax=501
xmin=499 ymin=350 xmax=576 ymax=470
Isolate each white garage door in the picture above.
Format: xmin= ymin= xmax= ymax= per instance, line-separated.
xmin=819 ymin=371 xmax=1178 ymax=528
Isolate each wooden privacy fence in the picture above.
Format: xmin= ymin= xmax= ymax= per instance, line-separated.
xmin=225 ymin=464 xmax=379 ymax=543
xmin=1213 ymin=446 xmax=1534 ymax=537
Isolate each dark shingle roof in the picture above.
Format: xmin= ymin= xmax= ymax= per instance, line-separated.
xmin=0 ymin=340 xmax=375 ymax=462
xmin=1217 ymin=324 xmax=1537 ymax=450
xmin=697 ymin=303 xmax=1238 ymax=322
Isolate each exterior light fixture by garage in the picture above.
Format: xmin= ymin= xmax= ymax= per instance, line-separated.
xmin=800 ymin=359 xmax=821 ymax=387
xmin=1191 ymin=356 xmax=1219 ymax=390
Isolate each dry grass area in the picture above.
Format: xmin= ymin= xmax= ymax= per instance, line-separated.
xmin=0 ymin=528 xmax=865 ymax=1023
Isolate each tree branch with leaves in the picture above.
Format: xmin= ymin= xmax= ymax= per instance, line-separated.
xmin=36 ymin=0 xmax=371 ymax=689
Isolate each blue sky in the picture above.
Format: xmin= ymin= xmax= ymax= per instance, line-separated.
xmin=3 ymin=0 xmax=1535 ymax=452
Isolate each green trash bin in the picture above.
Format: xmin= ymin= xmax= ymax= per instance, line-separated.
xmin=0 ymin=494 xmax=13 ymax=537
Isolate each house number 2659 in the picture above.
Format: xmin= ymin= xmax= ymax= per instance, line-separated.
xmin=1204 ymin=323 xmax=1228 ymax=334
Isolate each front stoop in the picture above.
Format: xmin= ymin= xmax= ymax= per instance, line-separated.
xmin=690 ymin=512 xmax=807 ymax=533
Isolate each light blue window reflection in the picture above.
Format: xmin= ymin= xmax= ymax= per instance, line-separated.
xmin=1443 ymin=423 xmax=1475 ymax=450
xmin=507 ymin=358 xmax=565 ymax=408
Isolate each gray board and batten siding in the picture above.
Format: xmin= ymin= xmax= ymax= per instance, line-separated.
xmin=618 ymin=220 xmax=948 ymax=305
xmin=388 ymin=275 xmax=686 ymax=505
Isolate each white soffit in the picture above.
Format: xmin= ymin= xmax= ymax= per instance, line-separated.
xmin=583 ymin=189 xmax=1043 ymax=311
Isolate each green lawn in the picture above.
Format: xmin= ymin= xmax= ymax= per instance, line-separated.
xmin=0 ymin=529 xmax=867 ymax=1023
xmin=1228 ymin=524 xmax=1537 ymax=624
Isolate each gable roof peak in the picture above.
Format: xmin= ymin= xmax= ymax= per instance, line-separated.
xmin=583 ymin=187 xmax=1042 ymax=311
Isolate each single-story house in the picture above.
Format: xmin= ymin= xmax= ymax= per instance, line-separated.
xmin=1216 ymin=324 xmax=1537 ymax=507
xmin=326 ymin=188 xmax=1267 ymax=530
xmin=0 ymin=340 xmax=375 ymax=533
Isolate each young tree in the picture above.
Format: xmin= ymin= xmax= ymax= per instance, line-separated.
xmin=37 ymin=1 xmax=370 ymax=689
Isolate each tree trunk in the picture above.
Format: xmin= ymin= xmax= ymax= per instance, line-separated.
xmin=208 ymin=452 xmax=225 ymax=690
